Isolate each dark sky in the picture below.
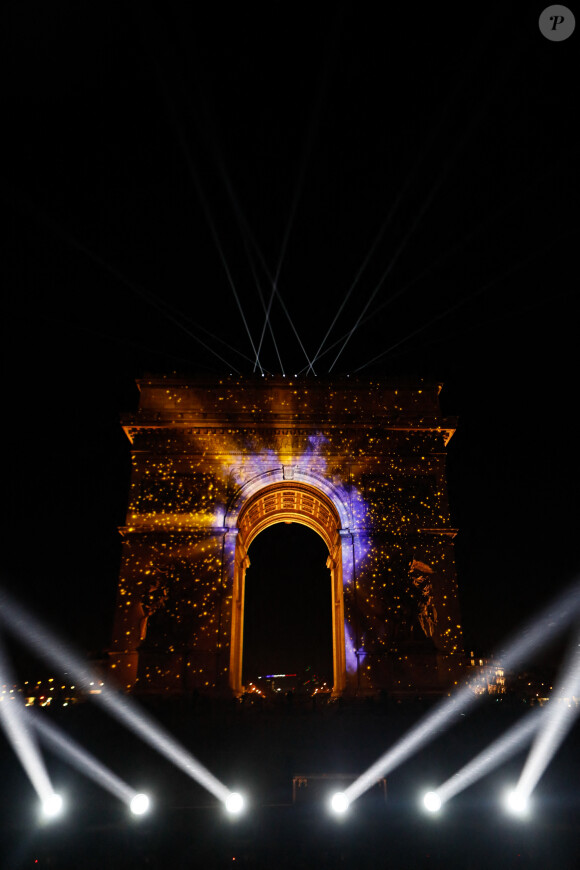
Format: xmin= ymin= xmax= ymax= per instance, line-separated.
xmin=2 ymin=2 xmax=579 ymax=675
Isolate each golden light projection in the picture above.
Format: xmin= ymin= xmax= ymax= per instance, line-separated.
xmin=109 ymin=376 xmax=464 ymax=697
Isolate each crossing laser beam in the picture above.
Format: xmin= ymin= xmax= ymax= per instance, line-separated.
xmin=511 ymin=625 xmax=580 ymax=808
xmin=343 ymin=578 xmax=580 ymax=805
xmin=0 ymin=632 xmax=56 ymax=806
xmin=0 ymin=589 xmax=230 ymax=804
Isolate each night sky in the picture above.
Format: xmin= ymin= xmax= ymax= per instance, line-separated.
xmin=2 ymin=3 xmax=578 ymax=678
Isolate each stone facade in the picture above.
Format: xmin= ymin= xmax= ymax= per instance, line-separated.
xmin=109 ymin=376 xmax=465 ymax=696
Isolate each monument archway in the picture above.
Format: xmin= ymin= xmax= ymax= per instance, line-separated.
xmin=109 ymin=376 xmax=465 ymax=697
xmin=229 ymin=481 xmax=346 ymax=696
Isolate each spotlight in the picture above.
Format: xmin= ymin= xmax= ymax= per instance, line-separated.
xmin=340 ymin=577 xmax=580 ymax=807
xmin=225 ymin=792 xmax=245 ymax=814
xmin=423 ymin=791 xmax=442 ymax=813
xmin=0 ymin=591 xmax=231 ymax=805
xmin=505 ymin=789 xmax=528 ymax=816
xmin=42 ymin=792 xmax=63 ymax=819
xmin=130 ymin=793 xmax=150 ymax=816
xmin=330 ymin=792 xmax=349 ymax=814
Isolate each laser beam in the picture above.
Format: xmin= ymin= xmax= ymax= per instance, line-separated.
xmin=352 ymin=227 xmax=580 ymax=374
xmin=343 ymin=578 xmax=580 ymax=805
xmin=0 ymin=589 xmax=230 ymax=804
xmin=9 ymin=194 xmax=242 ymax=374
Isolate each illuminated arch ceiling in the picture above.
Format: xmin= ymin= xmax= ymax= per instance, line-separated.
xmin=238 ymin=482 xmax=341 ymax=551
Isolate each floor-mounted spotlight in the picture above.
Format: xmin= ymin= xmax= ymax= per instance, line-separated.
xmin=505 ymin=789 xmax=529 ymax=817
xmin=330 ymin=792 xmax=349 ymax=815
xmin=41 ymin=792 xmax=64 ymax=820
xmin=225 ymin=792 xmax=245 ymax=815
xmin=423 ymin=791 xmax=442 ymax=813
xmin=130 ymin=793 xmax=151 ymax=816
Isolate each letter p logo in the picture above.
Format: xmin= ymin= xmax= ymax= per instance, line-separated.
xmin=539 ymin=5 xmax=576 ymax=40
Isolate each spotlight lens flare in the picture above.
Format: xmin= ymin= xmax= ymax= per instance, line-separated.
xmin=130 ymin=793 xmax=150 ymax=816
xmin=423 ymin=791 xmax=442 ymax=813
xmin=330 ymin=792 xmax=349 ymax=814
xmin=505 ymin=789 xmax=528 ymax=816
xmin=42 ymin=793 xmax=63 ymax=819
xmin=225 ymin=792 xmax=245 ymax=814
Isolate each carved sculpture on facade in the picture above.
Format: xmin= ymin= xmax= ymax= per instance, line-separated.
xmin=137 ymin=576 xmax=169 ymax=642
xmin=409 ymin=558 xmax=438 ymax=638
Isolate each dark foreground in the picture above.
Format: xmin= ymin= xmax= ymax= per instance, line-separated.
xmin=2 ymin=696 xmax=579 ymax=869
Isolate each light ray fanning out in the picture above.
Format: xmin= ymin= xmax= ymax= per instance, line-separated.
xmin=331 ymin=31 xmax=519 ymax=375
xmin=0 ymin=589 xmax=230 ymax=803
xmin=244 ymin=227 xmax=314 ymax=375
xmin=28 ymin=707 xmax=136 ymax=805
xmin=254 ymin=286 xmax=281 ymax=374
xmin=243 ymin=238 xmax=285 ymax=375
xmin=313 ymin=11 xmax=499 ymax=373
xmin=273 ymin=286 xmax=316 ymax=375
xmin=343 ymin=578 xmax=580 ymax=805
xmin=352 ymin=226 xmax=580 ymax=373
xmin=149 ymin=50 xmax=261 ymax=374
xmin=512 ymin=624 xmax=580 ymax=806
xmin=0 ymin=632 xmax=55 ymax=805
xmin=213 ymin=162 xmax=284 ymax=375
xmin=170 ymin=117 xmax=263 ymax=374
xmin=9 ymin=193 xmax=242 ymax=374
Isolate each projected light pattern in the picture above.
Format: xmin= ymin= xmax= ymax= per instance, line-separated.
xmin=0 ymin=590 xmax=230 ymax=804
xmin=0 ymin=633 xmax=56 ymax=807
xmin=511 ymin=625 xmax=580 ymax=808
xmin=110 ymin=377 xmax=463 ymax=696
xmin=435 ymin=706 xmax=544 ymax=806
xmin=28 ymin=707 xmax=136 ymax=806
xmin=343 ymin=578 xmax=580 ymax=805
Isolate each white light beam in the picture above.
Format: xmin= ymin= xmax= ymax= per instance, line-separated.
xmin=28 ymin=707 xmax=136 ymax=805
xmin=436 ymin=706 xmax=544 ymax=805
xmin=0 ymin=632 xmax=55 ymax=805
xmin=343 ymin=578 xmax=580 ymax=805
xmin=0 ymin=589 xmax=230 ymax=804
xmin=512 ymin=624 xmax=580 ymax=806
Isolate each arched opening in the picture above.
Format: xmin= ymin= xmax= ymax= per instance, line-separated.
xmin=242 ymin=523 xmax=333 ymax=692
xmin=229 ymin=481 xmax=347 ymax=697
